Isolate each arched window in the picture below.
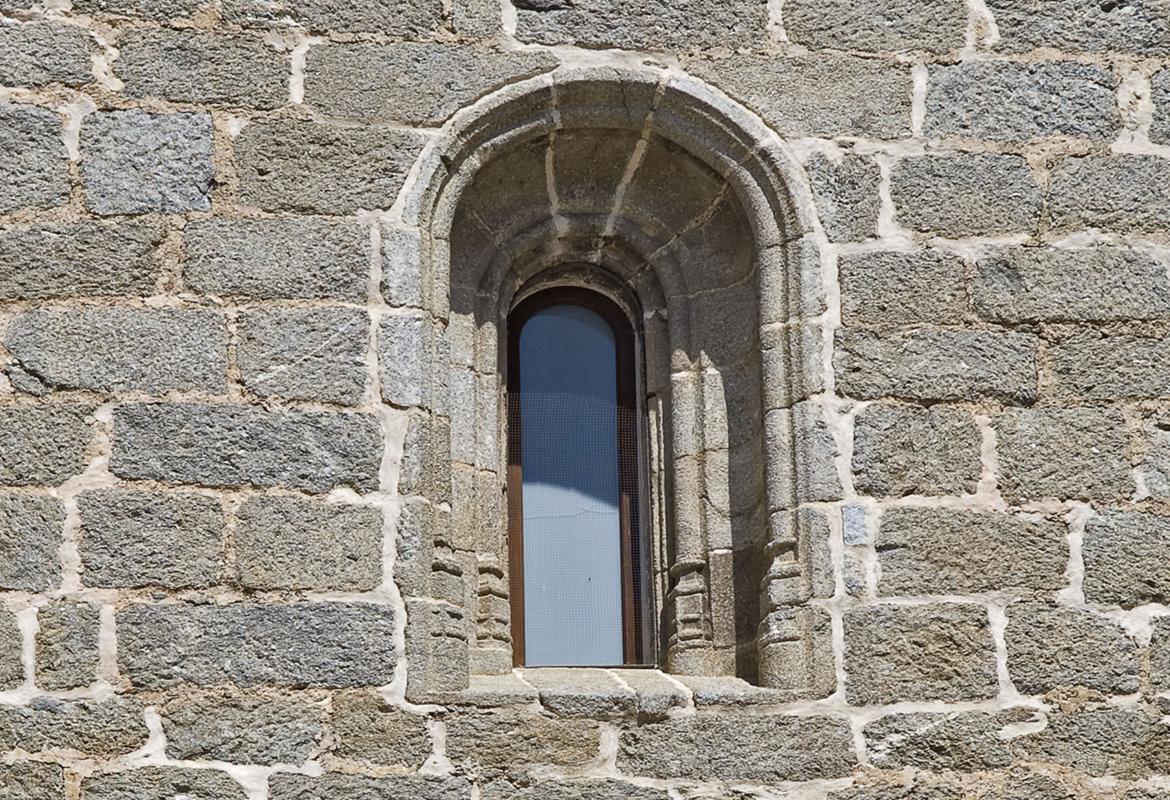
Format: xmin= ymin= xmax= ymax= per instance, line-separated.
xmin=506 ymin=288 xmax=648 ymax=667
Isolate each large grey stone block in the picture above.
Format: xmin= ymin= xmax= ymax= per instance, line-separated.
xmin=0 ymin=611 xmax=21 ymax=690
xmin=69 ymin=0 xmax=206 ymax=19
xmin=81 ymin=767 xmax=247 ymax=800
xmin=845 ymin=604 xmax=997 ymax=704
xmin=864 ymin=710 xmax=1025 ymax=770
xmin=1139 ymin=414 xmax=1170 ymax=498
xmin=834 ymin=327 xmax=1037 ymax=403
xmin=221 ymin=0 xmax=444 ymax=36
xmin=785 ymin=0 xmax=966 ymax=52
xmin=1005 ymin=602 xmax=1140 ymax=694
xmin=805 ymin=152 xmax=881 ymax=242
xmin=237 ymin=307 xmax=368 ymax=405
xmin=925 ymin=61 xmax=1118 ymax=141
xmin=78 ymin=489 xmax=222 ymax=589
xmin=0 ymin=696 xmax=147 ymax=756
xmin=1151 ymin=68 xmax=1170 ymax=143
xmin=0 ymin=221 xmax=163 ymax=300
xmin=515 ymin=0 xmax=767 ymax=50
xmin=482 ymin=781 xmax=669 ymax=800
xmin=445 ymin=711 xmax=599 ymax=776
xmin=110 ymin=403 xmax=382 ymax=493
xmin=235 ymin=496 xmax=382 ymax=591
xmin=5 ymin=308 xmax=227 ymax=395
xmin=1083 ymin=511 xmax=1170 ymax=608
xmin=330 ymin=691 xmax=430 ymax=767
xmin=1012 ymin=704 xmax=1170 ymax=778
xmin=161 ymin=692 xmax=325 ymax=765
xmin=117 ymin=29 xmax=287 ymax=109
xmin=987 ymin=0 xmax=1170 ymax=54
xmin=876 ymin=508 xmax=1067 ymax=595
xmin=379 ymin=311 xmax=447 ymax=410
xmin=35 ymin=601 xmax=100 ymax=691
xmin=839 ymin=250 xmax=967 ymax=325
xmin=891 ymin=153 xmax=1041 ymax=236
xmin=118 ymin=602 xmax=398 ymax=688
xmin=0 ymin=405 xmax=91 ymax=485
xmin=0 ymin=104 xmax=68 ymax=213
xmin=994 ymin=407 xmax=1131 ymax=502
xmin=684 ymin=52 xmax=911 ymax=138
xmin=852 ymin=404 xmax=981 ymax=496
xmin=0 ymin=21 xmax=93 ymax=87
xmin=0 ymin=762 xmax=66 ymax=800
xmin=270 ymin=774 xmax=470 ymax=800
xmin=1049 ymin=154 xmax=1170 ymax=233
xmin=0 ymin=493 xmax=65 ymax=591
xmin=235 ymin=119 xmax=424 ymax=214
xmin=1153 ymin=619 xmax=1170 ymax=693
xmin=1050 ymin=330 xmax=1170 ymax=400
xmin=81 ymin=110 xmax=214 ymax=214
xmin=830 ymin=779 xmax=964 ymax=800
xmin=306 ymin=43 xmax=557 ymax=126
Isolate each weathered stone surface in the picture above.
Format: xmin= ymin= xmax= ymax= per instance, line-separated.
xmin=0 ymin=405 xmax=91 ymax=485
xmin=852 ymin=404 xmax=980 ymax=496
xmin=0 ymin=762 xmax=65 ymax=800
xmin=974 ymin=246 xmax=1170 ymax=322
xmin=0 ymin=611 xmax=21 ymax=690
xmin=1083 ymin=511 xmax=1170 ymax=608
xmin=834 ymin=327 xmax=1037 ymax=403
xmin=184 ymin=218 xmax=368 ymax=301
xmin=161 ymin=692 xmax=325 ymax=765
xmin=805 ymin=152 xmax=881 ymax=242
xmin=483 ymin=780 xmax=669 ymax=800
xmin=1151 ymin=68 xmax=1170 ymax=143
xmin=865 ymin=710 xmax=1026 ymax=770
xmin=1140 ymin=414 xmax=1170 ymax=498
xmin=1049 ymin=155 xmax=1170 ymax=234
xmin=118 ymin=602 xmax=397 ymax=688
xmin=221 ymin=0 xmax=444 ymax=35
xmin=5 ymin=308 xmax=227 ymax=394
xmin=831 ymin=780 xmax=965 ymax=800
xmin=110 ymin=403 xmax=382 ymax=493
xmin=785 ymin=0 xmax=965 ymax=52
xmin=0 ymin=104 xmax=68 ymax=212
xmin=891 ymin=153 xmax=1041 ymax=236
xmin=876 ymin=509 xmax=1067 ymax=595
xmin=683 ymin=51 xmax=911 ymax=138
xmin=235 ymin=119 xmax=424 ymax=214
xmin=522 ymin=668 xmax=637 ymax=717
xmin=36 ymin=601 xmax=100 ymax=691
xmin=117 ymin=29 xmax=287 ymax=109
xmin=81 ymin=111 xmax=214 ymax=215
xmin=78 ymin=489 xmax=222 ymax=589
xmin=0 ymin=221 xmax=163 ymax=301
xmin=987 ymin=0 xmax=1170 ymax=54
xmin=0 ymin=21 xmax=93 ymax=87
xmin=70 ymin=0 xmax=205 ymax=19
xmin=306 ymin=43 xmax=557 ymax=125
xmin=994 ymin=407 xmax=1131 ymax=502
xmin=237 ymin=307 xmax=368 ymax=405
xmin=1012 ymin=704 xmax=1170 ymax=778
xmin=618 ymin=713 xmax=856 ymax=781
xmin=845 ymin=604 xmax=997 ymax=704
xmin=1005 ymin=602 xmax=1140 ymax=694
xmin=925 ymin=61 xmax=1117 ymax=141
xmin=445 ymin=711 xmax=600 ymax=775
xmin=331 ymin=691 xmax=430 ymax=767
xmin=839 ymin=250 xmax=967 ymax=325
xmin=516 ymin=0 xmax=766 ymax=50
xmin=1153 ymin=619 xmax=1170 ymax=692
xmin=235 ymin=496 xmax=382 ymax=591
xmin=0 ymin=696 xmax=146 ymax=755
xmin=380 ymin=311 xmax=447 ymax=410
xmin=82 ymin=767 xmax=247 ymax=800
xmin=270 ymin=774 xmax=471 ymax=800
xmin=0 ymin=493 xmax=65 ymax=591
xmin=1050 ymin=330 xmax=1170 ymax=400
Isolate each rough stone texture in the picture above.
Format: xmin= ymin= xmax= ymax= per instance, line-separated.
xmin=0 ymin=21 xmax=93 ymax=87
xmin=876 ymin=508 xmax=1067 ymax=595
xmin=35 ymin=601 xmax=100 ymax=691
xmin=864 ymin=710 xmax=1025 ymax=771
xmin=1140 ymin=414 xmax=1170 ymax=497
xmin=891 ymin=154 xmax=1041 ymax=236
xmin=0 ymin=405 xmax=91 ymax=485
xmin=684 ymin=52 xmax=911 ymax=138
xmin=1154 ymin=619 xmax=1170 ymax=693
xmin=0 ymin=762 xmax=66 ymax=800
xmin=117 ymin=29 xmax=287 ymax=109
xmin=331 ymin=691 xmax=430 ymax=767
xmin=483 ymin=781 xmax=669 ymax=800
xmin=445 ymin=711 xmax=600 ymax=775
xmin=1151 ymin=68 xmax=1170 ymax=143
xmin=306 ymin=43 xmax=558 ymax=126
xmin=110 ymin=403 xmax=382 ymax=493
xmin=521 ymin=668 xmax=637 ymax=717
xmin=81 ymin=767 xmax=248 ymax=800
xmin=831 ymin=779 xmax=964 ymax=800
xmin=5 ymin=308 xmax=227 ymax=394
xmin=1082 ymin=510 xmax=1170 ymax=608
xmin=0 ymin=104 xmax=68 ymax=212
xmin=161 ymin=692 xmax=325 ymax=765
xmin=78 ymin=489 xmax=223 ymax=589
xmin=69 ymin=0 xmax=206 ymax=20
xmin=237 ymin=307 xmax=368 ymax=405
xmin=1004 ymin=602 xmax=1140 ymax=694
xmin=0 ymin=221 xmax=163 ymax=300
xmin=839 ymin=250 xmax=967 ymax=325
xmin=925 ymin=62 xmax=1118 ymax=141
xmin=515 ymin=0 xmax=767 ymax=50
xmin=235 ymin=119 xmax=424 ymax=214
xmin=0 ymin=611 xmax=22 ymax=690
xmin=0 ymin=493 xmax=66 ymax=591
xmin=1012 ymin=704 xmax=1170 ymax=778
xmin=234 ymin=496 xmax=382 ymax=592
xmin=618 ymin=713 xmax=857 ymax=781
xmin=784 ymin=0 xmax=966 ymax=52
xmin=270 ymin=774 xmax=471 ymax=800
xmin=986 ymin=0 xmax=1170 ymax=54
xmin=852 ymin=404 xmax=981 ymax=496
xmin=805 ymin=153 xmax=881 ymax=242
xmin=1050 ymin=330 xmax=1170 ymax=400
xmin=380 ymin=311 xmax=447 ymax=410
xmin=0 ymin=697 xmax=146 ymax=755
xmin=834 ymin=327 xmax=1037 ymax=403
xmin=1048 ymin=155 xmax=1170 ymax=234
xmin=844 ymin=604 xmax=998 ymax=704
xmin=220 ymin=0 xmax=444 ymax=36
xmin=81 ymin=111 xmax=214 ymax=215
xmin=994 ymin=407 xmax=1131 ymax=502
xmin=117 ymin=602 xmax=398 ymax=688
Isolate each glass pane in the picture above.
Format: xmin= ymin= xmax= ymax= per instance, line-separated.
xmin=518 ymin=303 xmax=623 ymax=666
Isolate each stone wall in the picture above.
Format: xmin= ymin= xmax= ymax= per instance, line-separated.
xmin=1 ymin=0 xmax=1170 ymax=798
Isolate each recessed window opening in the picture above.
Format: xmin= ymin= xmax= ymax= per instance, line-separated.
xmin=506 ymin=287 xmax=648 ymax=667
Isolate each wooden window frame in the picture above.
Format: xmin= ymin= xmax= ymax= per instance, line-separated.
xmin=506 ymin=287 xmax=646 ymax=668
